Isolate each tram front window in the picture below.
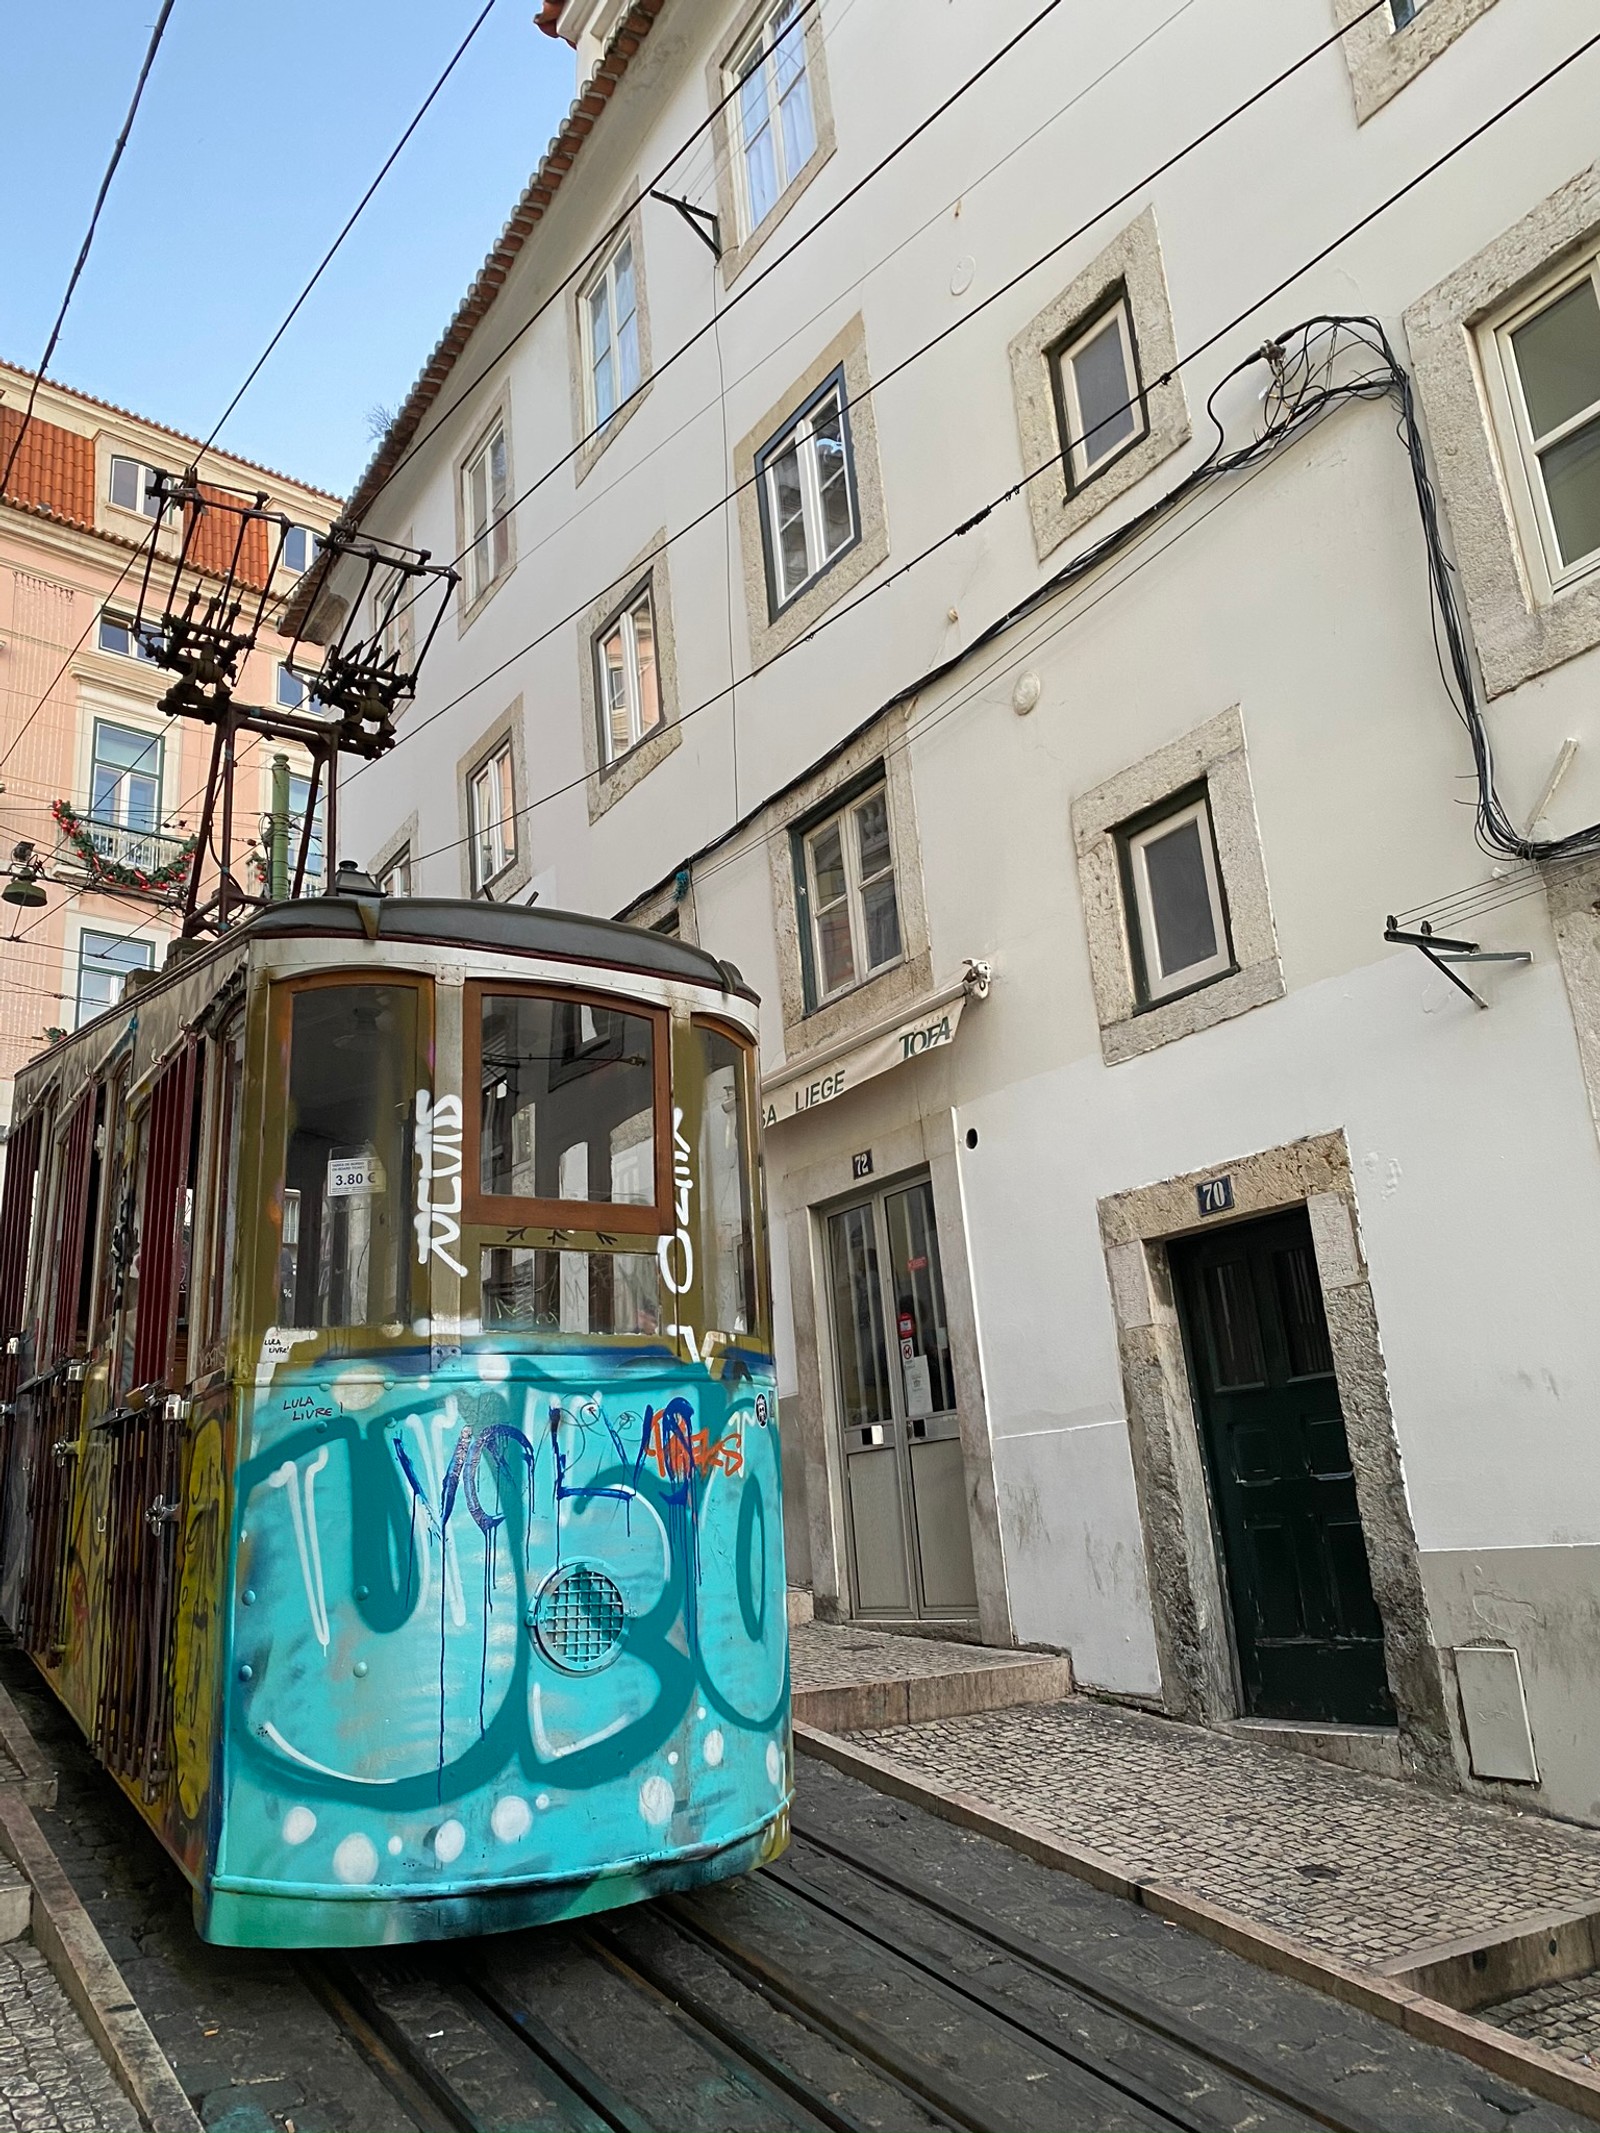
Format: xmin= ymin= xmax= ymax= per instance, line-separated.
xmin=279 ymin=985 xmax=416 ymax=1330
xmin=478 ymin=994 xmax=656 ymax=1213
xmin=695 ymin=1024 xmax=758 ymax=1338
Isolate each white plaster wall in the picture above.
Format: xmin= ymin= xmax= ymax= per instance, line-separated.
xmin=341 ymin=0 xmax=1600 ymax=1683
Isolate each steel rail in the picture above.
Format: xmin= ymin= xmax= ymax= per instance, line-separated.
xmin=784 ymin=1817 xmax=1389 ymax=2133
xmin=579 ymin=1917 xmax=936 ymax=2133
xmin=660 ymin=1890 xmax=1202 ymax=2133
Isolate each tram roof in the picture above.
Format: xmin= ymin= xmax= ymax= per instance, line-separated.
xmin=244 ymin=895 xmax=757 ymax=1001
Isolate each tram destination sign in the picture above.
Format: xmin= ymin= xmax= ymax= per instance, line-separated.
xmin=762 ymin=992 xmax=970 ymax=1128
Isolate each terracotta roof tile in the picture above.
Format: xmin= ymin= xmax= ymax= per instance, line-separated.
xmin=0 ymin=409 xmax=95 ymax=531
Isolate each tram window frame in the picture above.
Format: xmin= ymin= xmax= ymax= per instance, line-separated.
xmin=262 ymin=973 xmax=429 ymax=1340
xmin=91 ymin=1062 xmax=131 ymax=1354
xmin=689 ymin=1015 xmax=767 ymax=1343
xmin=0 ymin=1110 xmax=44 ymax=1348
xmin=41 ymin=1088 xmax=97 ymax=1368
xmin=198 ymin=1016 xmax=246 ymax=1360
xmin=463 ymin=980 xmax=673 ymax=1235
xmin=123 ymin=1043 xmax=200 ymax=1396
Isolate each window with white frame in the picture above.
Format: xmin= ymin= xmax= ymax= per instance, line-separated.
xmin=107 ymin=455 xmax=167 ymax=518
xmin=90 ymin=721 xmax=162 ymax=834
xmin=277 ymin=662 xmax=309 ymax=710
xmin=372 ymin=566 xmax=411 ymax=668
xmin=1491 ymin=256 xmax=1600 ymax=593
xmin=1049 ymin=290 xmax=1147 ymax=492
xmin=730 ymin=0 xmax=815 ymax=235
xmin=286 ymin=771 xmax=325 ymax=883
xmin=463 ymin=423 xmax=511 ymax=605
xmin=595 ymin=583 xmax=661 ymax=765
xmin=796 ymin=780 xmax=902 ymax=1007
xmin=469 ymin=740 xmax=517 ymax=890
xmin=280 ymin=522 xmax=321 ymax=576
xmin=97 ymin=612 xmax=162 ymax=662
xmin=757 ymin=370 xmax=857 ymax=613
xmin=1118 ymin=789 xmax=1233 ymax=1005
xmin=378 ymin=846 xmax=412 ymax=899
xmin=582 ymin=237 xmax=641 ymax=430
xmin=76 ymin=930 xmax=155 ymax=1028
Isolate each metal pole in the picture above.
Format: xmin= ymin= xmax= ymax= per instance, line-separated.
xmin=269 ymin=753 xmax=290 ymax=902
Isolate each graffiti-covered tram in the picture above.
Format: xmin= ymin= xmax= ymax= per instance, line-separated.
xmin=0 ymin=889 xmax=788 ymax=1946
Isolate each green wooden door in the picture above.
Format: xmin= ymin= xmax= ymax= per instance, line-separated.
xmin=1170 ymin=1208 xmax=1395 ymax=1727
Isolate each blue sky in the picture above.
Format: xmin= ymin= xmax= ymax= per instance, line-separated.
xmin=1 ymin=2 xmax=577 ymax=498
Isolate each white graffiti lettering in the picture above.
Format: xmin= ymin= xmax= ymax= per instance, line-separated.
xmin=414 ymin=1092 xmax=468 ymax=1277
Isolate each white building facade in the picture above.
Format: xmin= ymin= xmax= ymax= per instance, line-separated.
xmin=341 ymin=0 xmax=1600 ymax=1825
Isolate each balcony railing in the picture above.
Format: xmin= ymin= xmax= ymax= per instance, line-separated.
xmin=82 ymin=819 xmax=191 ymax=875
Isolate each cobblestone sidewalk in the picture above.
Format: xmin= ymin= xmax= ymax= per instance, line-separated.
xmin=790 ymin=1620 xmax=1015 ymax=1690
xmin=844 ymin=1696 xmax=1600 ymax=1969
xmin=1494 ymin=1976 xmax=1600 ymax=2067
xmin=0 ymin=1943 xmax=138 ymax=2132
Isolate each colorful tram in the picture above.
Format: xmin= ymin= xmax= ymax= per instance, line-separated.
xmin=0 ymin=887 xmax=788 ymax=1946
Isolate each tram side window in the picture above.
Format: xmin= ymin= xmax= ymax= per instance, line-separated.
xmin=41 ymin=1091 xmax=97 ymax=1366
xmin=477 ymin=994 xmax=658 ymax=1217
xmin=121 ymin=1047 xmax=200 ymax=1394
xmin=279 ymin=985 xmax=416 ymax=1330
xmin=205 ymin=1024 xmax=245 ymax=1351
xmin=482 ymin=1246 xmax=661 ymax=1335
xmin=0 ymin=1112 xmax=43 ymax=1349
xmin=694 ymin=1024 xmax=759 ymax=1339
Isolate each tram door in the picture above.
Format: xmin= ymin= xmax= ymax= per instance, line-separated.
xmin=825 ymin=1177 xmax=978 ymax=1619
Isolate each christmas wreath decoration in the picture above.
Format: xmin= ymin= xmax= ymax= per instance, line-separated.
xmin=51 ymin=799 xmax=198 ymax=896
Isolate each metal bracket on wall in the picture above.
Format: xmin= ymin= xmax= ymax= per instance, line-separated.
xmin=1384 ymin=919 xmax=1531 ymax=1010
xmin=649 ymin=189 xmax=722 ymax=261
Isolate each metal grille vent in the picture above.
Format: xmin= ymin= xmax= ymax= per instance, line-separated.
xmin=533 ymin=1565 xmax=626 ymax=1673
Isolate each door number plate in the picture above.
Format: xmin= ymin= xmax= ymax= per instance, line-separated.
xmin=1196 ymin=1174 xmax=1235 ymax=1217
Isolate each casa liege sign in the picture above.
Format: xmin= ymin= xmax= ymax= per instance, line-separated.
xmin=761 ymin=993 xmax=969 ymax=1128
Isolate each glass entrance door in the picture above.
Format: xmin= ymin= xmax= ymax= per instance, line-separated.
xmin=825 ymin=1176 xmax=978 ymax=1619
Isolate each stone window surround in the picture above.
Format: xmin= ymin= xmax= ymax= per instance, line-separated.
xmin=1332 ymin=0 xmax=1500 ymax=126
xmin=778 ymin=1124 xmax=1012 ymax=1648
xmin=1099 ymin=1130 xmax=1454 ymax=1785
xmin=622 ymin=871 xmax=699 ymax=943
xmin=576 ymin=533 xmax=682 ymax=824
xmin=733 ymin=313 xmax=889 ymax=665
xmin=1072 ymin=706 xmax=1282 ymax=1066
xmin=707 ymin=0 xmax=837 ymax=289
xmin=454 ymin=698 xmax=533 ymax=903
xmin=452 ymin=393 xmax=517 ymax=632
xmin=1405 ymin=164 xmax=1600 ymax=699
xmin=765 ymin=705 xmax=931 ymax=1059
xmin=366 ymin=811 xmax=420 ymax=897
xmin=568 ymin=186 xmax=654 ymax=486
xmin=1008 ymin=206 xmax=1189 ymax=566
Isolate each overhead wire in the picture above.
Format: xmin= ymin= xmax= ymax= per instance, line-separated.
xmin=387 ymin=18 xmax=1600 ymax=882
xmin=346 ymin=0 xmax=1402 ymax=782
xmin=0 ymin=0 xmax=178 ymax=503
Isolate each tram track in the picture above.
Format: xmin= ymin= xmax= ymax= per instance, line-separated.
xmin=296 ymin=1827 xmax=1400 ymax=2133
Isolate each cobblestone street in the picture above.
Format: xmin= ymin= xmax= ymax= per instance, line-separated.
xmin=844 ymin=1696 xmax=1600 ymax=1968
xmin=0 ymin=1945 xmax=137 ymax=2133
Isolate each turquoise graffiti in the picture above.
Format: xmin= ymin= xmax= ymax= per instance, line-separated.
xmin=208 ymin=1340 xmax=789 ymax=1947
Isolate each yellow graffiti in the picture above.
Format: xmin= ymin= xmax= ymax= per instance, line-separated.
xmin=171 ymin=1420 xmax=226 ymax=1825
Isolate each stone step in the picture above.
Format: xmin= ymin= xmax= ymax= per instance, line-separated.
xmin=0 ymin=1856 xmax=30 ymax=1943
xmin=785 ymin=1586 xmax=814 ymax=1628
xmin=789 ymin=1620 xmax=1072 ymax=1733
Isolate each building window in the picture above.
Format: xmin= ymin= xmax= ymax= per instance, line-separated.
xmin=277 ymin=663 xmax=309 ymax=710
xmin=1119 ymin=789 xmax=1233 ymax=1005
xmin=1389 ymin=0 xmax=1426 ymax=24
xmin=107 ymin=455 xmax=166 ymax=518
xmin=757 ymin=371 xmax=857 ymax=614
xmin=378 ymin=846 xmax=412 ymax=898
xmin=1050 ymin=291 xmax=1147 ymax=491
xmin=796 ymin=781 xmax=901 ymax=1007
xmin=372 ymin=566 xmax=412 ymax=669
xmin=281 ymin=523 xmax=321 ymax=576
xmin=287 ymin=772 xmax=325 ymax=883
xmin=469 ymin=740 xmax=517 ymax=891
xmin=97 ymin=612 xmax=162 ymax=662
xmin=731 ymin=0 xmax=815 ymax=235
xmin=595 ymin=583 xmax=661 ymax=765
xmin=76 ymin=930 xmax=154 ymax=1028
xmin=90 ymin=721 xmax=162 ymax=835
xmin=1492 ymin=259 xmax=1600 ymax=592
xmin=463 ymin=423 xmax=511 ymax=605
xmin=582 ymin=237 xmax=640 ymax=430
